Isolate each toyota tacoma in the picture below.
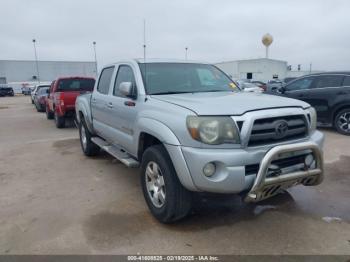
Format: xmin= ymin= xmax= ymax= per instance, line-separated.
xmin=76 ymin=59 xmax=324 ymax=223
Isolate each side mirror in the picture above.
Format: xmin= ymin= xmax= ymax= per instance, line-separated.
xmin=119 ymin=82 xmax=136 ymax=99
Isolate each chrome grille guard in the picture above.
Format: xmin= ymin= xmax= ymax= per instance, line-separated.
xmin=244 ymin=141 xmax=324 ymax=203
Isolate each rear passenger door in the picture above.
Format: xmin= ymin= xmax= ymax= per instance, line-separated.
xmin=307 ymin=75 xmax=344 ymax=124
xmin=91 ymin=66 xmax=115 ymax=141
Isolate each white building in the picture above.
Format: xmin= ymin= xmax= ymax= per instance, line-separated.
xmin=215 ymin=58 xmax=321 ymax=82
xmin=0 ymin=60 xmax=96 ymax=92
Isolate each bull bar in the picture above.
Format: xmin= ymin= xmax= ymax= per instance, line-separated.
xmin=244 ymin=141 xmax=324 ymax=203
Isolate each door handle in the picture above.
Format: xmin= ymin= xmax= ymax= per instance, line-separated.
xmin=124 ymin=101 xmax=136 ymax=107
xmin=337 ymin=91 xmax=347 ymax=95
xmin=107 ymin=102 xmax=113 ymax=108
xmin=91 ymin=98 xmax=97 ymax=103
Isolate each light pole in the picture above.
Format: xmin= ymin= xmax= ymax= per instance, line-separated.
xmin=185 ymin=47 xmax=188 ymax=60
xmin=93 ymin=41 xmax=98 ymax=76
xmin=32 ymin=39 xmax=40 ymax=84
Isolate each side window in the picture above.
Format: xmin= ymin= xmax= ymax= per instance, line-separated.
xmin=113 ymin=65 xmax=136 ymax=97
xmin=285 ymin=77 xmax=314 ymax=91
xmin=342 ymin=76 xmax=350 ymax=86
xmin=314 ymin=75 xmax=343 ymax=89
xmin=97 ymin=67 xmax=114 ymax=94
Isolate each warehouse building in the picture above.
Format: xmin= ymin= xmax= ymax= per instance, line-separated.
xmin=215 ymin=58 xmax=320 ymax=82
xmin=0 ymin=60 xmax=96 ymax=92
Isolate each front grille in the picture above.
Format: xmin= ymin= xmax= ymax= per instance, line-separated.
xmin=248 ymin=115 xmax=308 ymax=147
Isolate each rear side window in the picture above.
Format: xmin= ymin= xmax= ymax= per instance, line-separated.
xmin=97 ymin=67 xmax=114 ymax=94
xmin=286 ymin=77 xmax=314 ymax=91
xmin=57 ymin=79 xmax=95 ymax=92
xmin=38 ymin=87 xmax=48 ymax=94
xmin=314 ymin=75 xmax=343 ymax=89
xmin=342 ymin=76 xmax=350 ymax=86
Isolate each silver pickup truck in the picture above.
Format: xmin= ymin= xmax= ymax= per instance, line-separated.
xmin=76 ymin=59 xmax=324 ymax=223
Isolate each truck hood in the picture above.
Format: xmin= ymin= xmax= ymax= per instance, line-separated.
xmin=151 ymin=91 xmax=309 ymax=116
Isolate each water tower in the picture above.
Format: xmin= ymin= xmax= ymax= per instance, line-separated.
xmin=262 ymin=33 xmax=273 ymax=58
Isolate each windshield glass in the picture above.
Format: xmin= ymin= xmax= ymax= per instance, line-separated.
xmin=139 ymin=63 xmax=238 ymax=95
xmin=57 ymin=78 xmax=95 ymax=91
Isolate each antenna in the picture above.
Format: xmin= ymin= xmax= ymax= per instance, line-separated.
xmin=143 ymin=19 xmax=147 ymax=91
xmin=143 ymin=19 xmax=146 ymax=62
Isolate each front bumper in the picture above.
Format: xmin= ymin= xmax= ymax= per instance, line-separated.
xmin=165 ymin=130 xmax=324 ymax=198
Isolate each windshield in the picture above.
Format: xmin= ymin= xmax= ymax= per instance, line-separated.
xmin=57 ymin=78 xmax=95 ymax=91
xmin=139 ymin=63 xmax=238 ymax=95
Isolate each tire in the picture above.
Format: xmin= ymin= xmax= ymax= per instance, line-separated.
xmin=334 ymin=108 xmax=350 ymax=135
xmin=54 ymin=112 xmax=65 ymax=128
xmin=46 ymin=106 xmax=54 ymax=119
xmin=35 ymin=103 xmax=40 ymax=112
xmin=140 ymin=145 xmax=192 ymax=223
xmin=78 ymin=118 xmax=99 ymax=156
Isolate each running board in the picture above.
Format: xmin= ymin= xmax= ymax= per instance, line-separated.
xmin=91 ymin=137 xmax=139 ymax=168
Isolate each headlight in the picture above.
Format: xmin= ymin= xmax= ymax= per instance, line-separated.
xmin=186 ymin=116 xmax=240 ymax=145
xmin=306 ymin=107 xmax=317 ymax=132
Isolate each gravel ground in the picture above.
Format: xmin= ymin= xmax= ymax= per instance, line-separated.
xmin=0 ymin=96 xmax=349 ymax=255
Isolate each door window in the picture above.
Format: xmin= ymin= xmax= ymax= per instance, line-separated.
xmin=342 ymin=76 xmax=350 ymax=86
xmin=113 ymin=65 xmax=136 ymax=97
xmin=314 ymin=75 xmax=343 ymax=89
xmin=285 ymin=77 xmax=314 ymax=91
xmin=97 ymin=67 xmax=114 ymax=94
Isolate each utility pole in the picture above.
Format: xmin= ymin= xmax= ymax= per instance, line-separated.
xmin=309 ymin=63 xmax=312 ymax=74
xmin=32 ymin=39 xmax=40 ymax=84
xmin=185 ymin=47 xmax=188 ymax=60
xmin=93 ymin=41 xmax=98 ymax=76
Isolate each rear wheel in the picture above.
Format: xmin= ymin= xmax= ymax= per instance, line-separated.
xmin=334 ymin=109 xmax=350 ymax=135
xmin=46 ymin=106 xmax=54 ymax=119
xmin=54 ymin=112 xmax=65 ymax=128
xmin=79 ymin=118 xmax=99 ymax=156
xmin=141 ymin=145 xmax=192 ymax=223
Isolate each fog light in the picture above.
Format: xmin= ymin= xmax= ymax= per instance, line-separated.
xmin=203 ymin=162 xmax=216 ymax=177
xmin=304 ymin=154 xmax=315 ymax=168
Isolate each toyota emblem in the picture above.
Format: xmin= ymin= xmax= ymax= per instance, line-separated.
xmin=274 ymin=120 xmax=288 ymax=138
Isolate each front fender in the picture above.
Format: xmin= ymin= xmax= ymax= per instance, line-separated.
xmin=135 ymin=117 xmax=197 ymax=191
xmin=135 ymin=117 xmax=181 ymax=146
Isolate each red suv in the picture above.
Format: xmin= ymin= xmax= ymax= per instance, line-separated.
xmin=46 ymin=76 xmax=95 ymax=128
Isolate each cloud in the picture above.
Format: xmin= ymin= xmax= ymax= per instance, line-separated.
xmin=0 ymin=0 xmax=349 ymax=70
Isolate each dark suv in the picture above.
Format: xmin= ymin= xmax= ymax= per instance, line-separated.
xmin=278 ymin=72 xmax=350 ymax=135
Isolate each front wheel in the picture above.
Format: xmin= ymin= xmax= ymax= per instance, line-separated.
xmin=334 ymin=109 xmax=350 ymax=135
xmin=141 ymin=145 xmax=192 ymax=223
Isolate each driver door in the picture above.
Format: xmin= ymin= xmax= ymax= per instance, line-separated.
xmin=283 ymin=76 xmax=316 ymax=103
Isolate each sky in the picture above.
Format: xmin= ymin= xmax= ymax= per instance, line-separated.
xmin=0 ymin=0 xmax=349 ymax=71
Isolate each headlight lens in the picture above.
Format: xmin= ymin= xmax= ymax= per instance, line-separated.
xmin=186 ymin=116 xmax=240 ymax=145
xmin=307 ymin=107 xmax=317 ymax=132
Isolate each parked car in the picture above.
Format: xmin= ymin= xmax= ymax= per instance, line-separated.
xmin=240 ymin=82 xmax=264 ymax=93
xmin=22 ymin=85 xmax=34 ymax=95
xmin=277 ymin=72 xmax=350 ymax=135
xmin=251 ymin=80 xmax=267 ymax=92
xmin=266 ymin=79 xmax=283 ymax=93
xmin=76 ymin=59 xmax=324 ymax=223
xmin=31 ymin=84 xmax=51 ymax=104
xmin=0 ymin=87 xmax=14 ymax=97
xmin=46 ymin=77 xmax=95 ymax=128
xmin=33 ymin=86 xmax=50 ymax=112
